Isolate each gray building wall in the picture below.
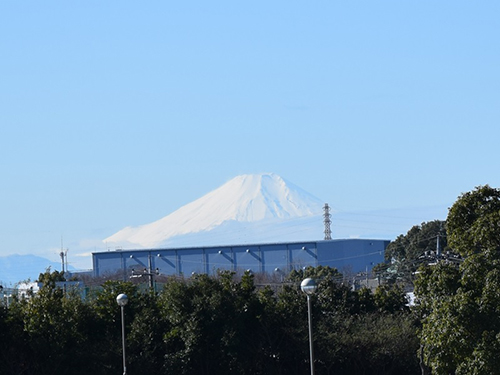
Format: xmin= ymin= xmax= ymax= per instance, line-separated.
xmin=317 ymin=239 xmax=389 ymax=273
xmin=93 ymin=239 xmax=389 ymax=278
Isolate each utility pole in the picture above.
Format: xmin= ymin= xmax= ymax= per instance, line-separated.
xmin=130 ymin=254 xmax=160 ymax=290
xmin=148 ymin=254 xmax=154 ymax=289
xmin=60 ymin=236 xmax=69 ymax=274
xmin=60 ymin=250 xmax=65 ymax=273
xmin=436 ymin=222 xmax=442 ymax=262
xmin=60 ymin=236 xmax=65 ymax=273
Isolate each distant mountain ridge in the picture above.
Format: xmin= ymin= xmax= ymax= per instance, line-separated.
xmin=104 ymin=173 xmax=325 ymax=249
xmin=0 ymin=254 xmax=66 ymax=286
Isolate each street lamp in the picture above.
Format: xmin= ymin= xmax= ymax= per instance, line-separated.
xmin=301 ymin=278 xmax=318 ymax=375
xmin=116 ymin=293 xmax=129 ymax=375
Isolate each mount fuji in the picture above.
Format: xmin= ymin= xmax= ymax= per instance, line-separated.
xmin=104 ymin=173 xmax=327 ymax=249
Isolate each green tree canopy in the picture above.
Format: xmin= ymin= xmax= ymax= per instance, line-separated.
xmin=416 ymin=185 xmax=500 ymax=374
xmin=446 ymin=184 xmax=500 ymax=257
xmin=378 ymin=220 xmax=448 ymax=285
xmin=0 ymin=267 xmax=419 ymax=375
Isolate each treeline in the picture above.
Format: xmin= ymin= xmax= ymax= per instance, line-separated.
xmin=0 ymin=266 xmax=419 ymax=375
xmin=2 ymin=185 xmax=498 ymax=374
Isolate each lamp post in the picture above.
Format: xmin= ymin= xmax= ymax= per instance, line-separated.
xmin=301 ymin=278 xmax=318 ymax=375
xmin=116 ymin=293 xmax=129 ymax=375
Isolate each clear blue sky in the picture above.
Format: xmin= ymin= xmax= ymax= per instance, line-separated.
xmin=1 ymin=1 xmax=499 ymax=269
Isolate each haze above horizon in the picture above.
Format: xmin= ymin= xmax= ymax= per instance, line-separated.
xmin=1 ymin=1 xmax=498 ymax=270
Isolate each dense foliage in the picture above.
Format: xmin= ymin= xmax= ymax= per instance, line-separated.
xmin=375 ymin=220 xmax=448 ymax=286
xmin=4 ymin=185 xmax=499 ymax=374
xmin=0 ymin=266 xmax=419 ymax=375
xmin=415 ymin=185 xmax=500 ymax=374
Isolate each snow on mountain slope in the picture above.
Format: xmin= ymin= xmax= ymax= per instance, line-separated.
xmin=153 ymin=215 xmax=326 ymax=249
xmin=104 ymin=173 xmax=324 ymax=248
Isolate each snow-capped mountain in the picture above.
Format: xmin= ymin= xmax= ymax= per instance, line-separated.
xmin=104 ymin=173 xmax=325 ymax=249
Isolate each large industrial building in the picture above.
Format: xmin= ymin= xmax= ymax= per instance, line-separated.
xmin=92 ymin=239 xmax=389 ymax=279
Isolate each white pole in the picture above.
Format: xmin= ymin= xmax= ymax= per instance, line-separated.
xmin=307 ymin=294 xmax=315 ymax=375
xmin=121 ymin=305 xmax=127 ymax=375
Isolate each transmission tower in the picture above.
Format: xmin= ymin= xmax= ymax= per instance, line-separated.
xmin=323 ymin=203 xmax=332 ymax=240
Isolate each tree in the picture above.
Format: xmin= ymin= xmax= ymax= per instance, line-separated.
xmin=127 ymin=291 xmax=169 ymax=374
xmin=158 ymin=271 xmax=264 ymax=375
xmin=0 ymin=270 xmax=100 ymax=375
xmin=89 ymin=280 xmax=139 ymax=375
xmin=380 ymin=220 xmax=448 ymax=285
xmin=280 ymin=266 xmax=419 ymax=375
xmin=446 ymin=185 xmax=500 ymax=257
xmin=37 ymin=268 xmax=66 ymax=284
xmin=0 ymin=267 xmax=420 ymax=375
xmin=416 ymin=185 xmax=500 ymax=374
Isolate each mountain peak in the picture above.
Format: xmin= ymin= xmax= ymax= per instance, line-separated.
xmin=104 ymin=173 xmax=324 ymax=248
